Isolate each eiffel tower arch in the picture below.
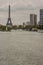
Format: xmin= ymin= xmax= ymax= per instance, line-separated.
xmin=6 ymin=5 xmax=13 ymax=28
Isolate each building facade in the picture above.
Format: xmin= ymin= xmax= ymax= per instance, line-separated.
xmin=40 ymin=9 xmax=43 ymax=25
xmin=30 ymin=14 xmax=37 ymax=26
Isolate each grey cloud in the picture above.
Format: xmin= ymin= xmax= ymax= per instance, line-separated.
xmin=0 ymin=0 xmax=43 ymax=11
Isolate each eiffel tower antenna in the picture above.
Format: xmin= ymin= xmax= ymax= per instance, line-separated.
xmin=9 ymin=5 xmax=10 ymax=18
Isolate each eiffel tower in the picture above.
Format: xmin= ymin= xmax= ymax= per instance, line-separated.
xmin=6 ymin=5 xmax=13 ymax=27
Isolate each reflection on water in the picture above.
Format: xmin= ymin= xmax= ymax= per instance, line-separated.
xmin=0 ymin=30 xmax=43 ymax=65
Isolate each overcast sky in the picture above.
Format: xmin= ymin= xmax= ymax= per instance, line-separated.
xmin=0 ymin=0 xmax=43 ymax=25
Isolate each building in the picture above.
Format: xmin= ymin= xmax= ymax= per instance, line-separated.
xmin=30 ymin=14 xmax=37 ymax=26
xmin=26 ymin=21 xmax=30 ymax=25
xmin=38 ymin=21 xmax=40 ymax=25
xmin=40 ymin=9 xmax=43 ymax=25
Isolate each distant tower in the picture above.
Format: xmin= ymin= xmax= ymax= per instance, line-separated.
xmin=40 ymin=9 xmax=43 ymax=25
xmin=30 ymin=14 xmax=37 ymax=26
xmin=6 ymin=5 xmax=13 ymax=27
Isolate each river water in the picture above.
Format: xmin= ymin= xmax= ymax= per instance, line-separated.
xmin=0 ymin=30 xmax=43 ymax=65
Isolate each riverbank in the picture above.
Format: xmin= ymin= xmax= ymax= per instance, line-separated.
xmin=0 ymin=24 xmax=43 ymax=32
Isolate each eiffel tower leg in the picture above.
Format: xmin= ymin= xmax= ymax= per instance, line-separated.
xmin=6 ymin=18 xmax=12 ymax=26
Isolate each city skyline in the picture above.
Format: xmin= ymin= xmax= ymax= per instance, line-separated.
xmin=0 ymin=0 xmax=43 ymax=25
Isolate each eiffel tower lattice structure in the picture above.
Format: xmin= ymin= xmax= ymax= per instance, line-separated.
xmin=6 ymin=5 xmax=13 ymax=27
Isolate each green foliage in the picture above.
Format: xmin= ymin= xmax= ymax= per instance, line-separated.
xmin=37 ymin=25 xmax=43 ymax=30
xmin=0 ymin=24 xmax=43 ymax=31
xmin=18 ymin=25 xmax=23 ymax=29
xmin=12 ymin=25 xmax=17 ymax=29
